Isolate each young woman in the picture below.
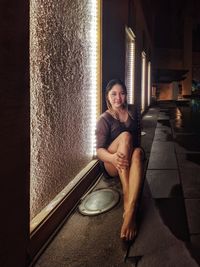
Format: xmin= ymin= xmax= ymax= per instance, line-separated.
xmin=96 ymin=79 xmax=144 ymax=241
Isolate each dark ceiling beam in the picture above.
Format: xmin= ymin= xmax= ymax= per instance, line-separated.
xmin=153 ymin=68 xmax=188 ymax=83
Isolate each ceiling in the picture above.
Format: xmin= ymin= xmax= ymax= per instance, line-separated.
xmin=153 ymin=0 xmax=200 ymax=50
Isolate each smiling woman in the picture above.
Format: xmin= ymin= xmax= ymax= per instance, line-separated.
xmin=96 ymin=79 xmax=145 ymax=241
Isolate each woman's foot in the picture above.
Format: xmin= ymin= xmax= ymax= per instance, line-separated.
xmin=120 ymin=207 xmax=137 ymax=241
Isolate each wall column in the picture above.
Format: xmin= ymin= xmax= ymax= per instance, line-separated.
xmin=183 ymin=16 xmax=192 ymax=96
xmin=0 ymin=1 xmax=30 ymax=266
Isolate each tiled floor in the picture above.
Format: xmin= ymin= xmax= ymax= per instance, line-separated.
xmin=146 ymin=169 xmax=181 ymax=198
xmin=33 ymin=101 xmax=200 ymax=267
xmin=171 ymin=101 xmax=200 ymax=265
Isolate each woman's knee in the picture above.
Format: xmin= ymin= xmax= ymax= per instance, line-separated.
xmin=119 ymin=131 xmax=132 ymax=145
xmin=131 ymin=147 xmax=144 ymax=162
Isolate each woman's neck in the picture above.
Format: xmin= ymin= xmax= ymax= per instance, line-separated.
xmin=113 ymin=107 xmax=126 ymax=113
xmin=108 ymin=107 xmax=128 ymax=122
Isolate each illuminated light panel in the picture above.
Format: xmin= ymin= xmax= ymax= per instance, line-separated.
xmin=89 ymin=0 xmax=100 ymax=156
xmin=141 ymin=51 xmax=146 ymax=111
xmin=147 ymin=61 xmax=151 ymax=106
xmin=145 ymin=115 xmax=152 ymax=118
xmin=125 ymin=27 xmax=136 ymax=104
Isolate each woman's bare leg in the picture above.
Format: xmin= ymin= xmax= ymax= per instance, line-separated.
xmin=104 ymin=132 xmax=133 ymax=211
xmin=116 ymin=133 xmax=133 ymax=212
xmin=120 ymin=148 xmax=144 ymax=241
xmin=103 ymin=132 xmax=144 ymax=240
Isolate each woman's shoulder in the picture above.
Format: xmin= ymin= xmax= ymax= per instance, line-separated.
xmin=96 ymin=111 xmax=114 ymax=130
xmin=98 ymin=110 xmax=114 ymax=122
xmin=96 ymin=112 xmax=111 ymax=133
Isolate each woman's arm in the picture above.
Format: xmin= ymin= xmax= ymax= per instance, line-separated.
xmin=97 ymin=148 xmax=129 ymax=170
xmin=96 ymin=114 xmax=128 ymax=169
xmin=97 ymin=148 xmax=114 ymax=164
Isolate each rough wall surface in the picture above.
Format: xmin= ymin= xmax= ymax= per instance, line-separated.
xmin=30 ymin=0 xmax=94 ymax=218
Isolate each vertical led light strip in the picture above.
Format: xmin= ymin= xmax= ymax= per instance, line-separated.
xmin=125 ymin=27 xmax=136 ymax=104
xmin=141 ymin=51 xmax=146 ymax=111
xmin=147 ymin=61 xmax=151 ymax=106
xmin=89 ymin=0 xmax=101 ymax=156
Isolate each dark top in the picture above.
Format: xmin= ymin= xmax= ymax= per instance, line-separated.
xmin=96 ymin=110 xmax=138 ymax=149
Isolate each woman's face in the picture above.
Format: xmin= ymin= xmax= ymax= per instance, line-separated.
xmin=107 ymin=84 xmax=126 ymax=110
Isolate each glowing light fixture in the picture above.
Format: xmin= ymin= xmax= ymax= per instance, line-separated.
xmin=147 ymin=61 xmax=151 ymax=106
xmin=145 ymin=115 xmax=152 ymax=118
xmin=125 ymin=27 xmax=136 ymax=104
xmin=141 ymin=51 xmax=146 ymax=111
xmin=89 ymin=0 xmax=101 ymax=156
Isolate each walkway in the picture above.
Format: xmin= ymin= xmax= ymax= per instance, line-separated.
xmin=34 ymin=101 xmax=200 ymax=267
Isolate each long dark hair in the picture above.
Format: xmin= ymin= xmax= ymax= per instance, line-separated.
xmin=105 ymin=79 xmax=128 ymax=119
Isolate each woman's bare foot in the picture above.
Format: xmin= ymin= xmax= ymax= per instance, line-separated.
xmin=120 ymin=207 xmax=137 ymax=241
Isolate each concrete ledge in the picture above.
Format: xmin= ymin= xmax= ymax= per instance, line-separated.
xmin=28 ymin=160 xmax=102 ymax=264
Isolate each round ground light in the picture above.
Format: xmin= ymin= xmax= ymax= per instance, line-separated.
xmin=78 ymin=188 xmax=120 ymax=216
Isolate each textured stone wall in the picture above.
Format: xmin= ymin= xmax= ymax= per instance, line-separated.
xmin=30 ymin=0 xmax=94 ymax=218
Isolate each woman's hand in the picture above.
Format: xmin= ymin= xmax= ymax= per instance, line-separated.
xmin=111 ymin=152 xmax=129 ymax=171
